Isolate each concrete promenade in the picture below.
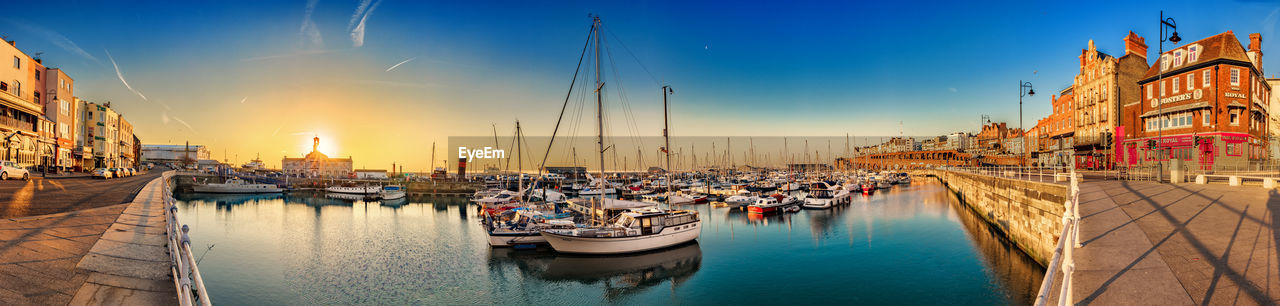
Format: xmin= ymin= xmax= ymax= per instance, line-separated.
xmin=1072 ymin=180 xmax=1279 ymax=305
xmin=0 ymin=173 xmax=177 ymax=305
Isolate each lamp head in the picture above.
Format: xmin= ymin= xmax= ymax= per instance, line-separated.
xmin=1028 ymin=88 xmax=1036 ymax=96
xmin=1169 ymin=31 xmax=1182 ymax=44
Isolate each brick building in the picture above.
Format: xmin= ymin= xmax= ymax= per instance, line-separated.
xmin=1119 ymin=31 xmax=1271 ymax=171
xmin=1072 ymin=32 xmax=1151 ymax=169
xmin=1043 ymin=88 xmax=1076 ymax=166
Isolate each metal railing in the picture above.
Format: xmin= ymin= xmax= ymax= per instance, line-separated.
xmin=1034 ymin=170 xmax=1081 ymax=306
xmin=941 ymin=165 xmax=1073 ymax=183
xmin=162 ymin=171 xmax=212 ymax=306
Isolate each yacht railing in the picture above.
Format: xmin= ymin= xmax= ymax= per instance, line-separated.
xmin=162 ymin=171 xmax=212 ymax=306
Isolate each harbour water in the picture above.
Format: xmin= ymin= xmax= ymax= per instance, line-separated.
xmin=175 ymin=178 xmax=1044 ymax=305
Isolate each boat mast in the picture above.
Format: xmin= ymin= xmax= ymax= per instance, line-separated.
xmin=662 ymin=85 xmax=673 ymax=209
xmin=593 ymin=16 xmax=605 ymax=225
xmin=516 ymin=120 xmax=523 ymax=203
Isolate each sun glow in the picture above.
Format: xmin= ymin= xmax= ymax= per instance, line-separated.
xmin=299 ymin=134 xmax=338 ymax=157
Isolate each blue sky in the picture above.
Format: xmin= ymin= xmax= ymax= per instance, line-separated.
xmin=2 ymin=0 xmax=1278 ymax=168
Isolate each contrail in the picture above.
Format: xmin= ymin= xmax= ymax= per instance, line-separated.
xmin=348 ymin=0 xmax=374 ymax=30
xmin=240 ymin=97 xmax=247 ymax=104
xmin=272 ymin=126 xmax=282 ymax=136
xmin=350 ymin=0 xmax=382 ymax=47
xmin=299 ymin=0 xmax=323 ymax=47
xmin=106 ymin=50 xmax=148 ymax=102
xmin=173 ymin=116 xmax=196 ymax=133
xmin=385 ymin=57 xmax=415 ymax=72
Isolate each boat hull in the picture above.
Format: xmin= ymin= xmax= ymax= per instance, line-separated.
xmin=489 ymin=232 xmax=547 ymax=247
xmin=540 ymin=220 xmax=702 ymax=254
xmin=192 ymin=186 xmax=283 ymax=194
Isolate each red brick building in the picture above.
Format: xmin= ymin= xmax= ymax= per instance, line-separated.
xmin=1119 ymin=31 xmax=1270 ymax=171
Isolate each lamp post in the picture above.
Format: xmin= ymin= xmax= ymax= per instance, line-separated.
xmin=1156 ymin=11 xmax=1181 ymax=181
xmin=1020 ymin=80 xmax=1035 ymax=168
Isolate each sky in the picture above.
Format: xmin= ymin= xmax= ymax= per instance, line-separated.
xmin=2 ymin=0 xmax=1279 ymax=171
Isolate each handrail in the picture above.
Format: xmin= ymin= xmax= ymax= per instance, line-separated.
xmin=1033 ymin=169 xmax=1080 ymax=306
xmin=161 ymin=171 xmax=212 ymax=306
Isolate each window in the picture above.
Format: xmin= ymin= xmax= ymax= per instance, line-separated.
xmin=1147 ymin=84 xmax=1152 ymax=99
xmin=1173 ymin=77 xmax=1180 ymax=93
xmin=1161 ymin=81 xmax=1166 ymax=96
xmin=33 ymin=92 xmax=39 ymax=104
xmin=1202 ymin=110 xmax=1210 ymax=125
xmin=1188 ymin=45 xmax=1201 ymax=62
xmin=1230 ymin=110 xmax=1240 ymax=125
xmin=34 ymin=70 xmax=39 ymax=81
xmin=1161 ymin=54 xmax=1171 ymax=71
xmin=60 ymin=100 xmax=69 ymax=115
xmin=1173 ymin=50 xmax=1185 ymax=67
xmin=12 ymin=56 xmax=18 ymax=69
xmin=1226 ymin=143 xmax=1243 ymax=156
xmin=1203 ymin=70 xmax=1210 ymax=87
xmin=1231 ymin=69 xmax=1240 ymax=86
xmin=1186 ymin=73 xmax=1193 ymax=89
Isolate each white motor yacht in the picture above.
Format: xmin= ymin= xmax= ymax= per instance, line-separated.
xmin=192 ymin=177 xmax=283 ymax=194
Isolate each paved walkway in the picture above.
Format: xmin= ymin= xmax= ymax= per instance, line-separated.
xmin=0 ymin=170 xmax=163 ymax=218
xmin=1072 ymin=180 xmax=1279 ymax=305
xmin=0 ymin=174 xmax=177 ymax=305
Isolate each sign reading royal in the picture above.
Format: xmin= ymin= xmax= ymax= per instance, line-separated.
xmin=458 ymin=146 xmax=506 ymax=159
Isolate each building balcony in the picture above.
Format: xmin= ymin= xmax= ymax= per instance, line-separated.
xmin=0 ymin=89 xmax=42 ymax=115
xmin=0 ymin=115 xmax=34 ymax=133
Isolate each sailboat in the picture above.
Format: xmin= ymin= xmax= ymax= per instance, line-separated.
xmin=540 ymin=16 xmax=701 ymax=254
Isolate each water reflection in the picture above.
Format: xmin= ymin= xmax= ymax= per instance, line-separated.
xmin=489 ymin=242 xmax=702 ymax=301
xmin=177 ymin=180 xmax=1043 ymax=304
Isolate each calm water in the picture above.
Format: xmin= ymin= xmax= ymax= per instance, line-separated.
xmin=175 ymin=179 xmax=1044 ymax=305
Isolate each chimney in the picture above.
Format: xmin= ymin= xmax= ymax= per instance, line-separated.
xmin=1124 ymin=31 xmax=1148 ymax=59
xmin=1248 ymin=33 xmax=1263 ymax=72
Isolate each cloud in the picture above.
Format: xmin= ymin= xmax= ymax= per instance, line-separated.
xmin=349 ymin=79 xmax=439 ymax=89
xmin=299 ymin=0 xmax=323 ymax=47
xmin=385 ymin=57 xmax=415 ymax=72
xmin=173 ymin=116 xmax=196 ymax=133
xmin=240 ymin=97 xmax=247 ymax=104
xmin=348 ymin=0 xmax=374 ymax=30
xmin=948 ymin=87 xmax=958 ymax=93
xmin=350 ymin=0 xmax=383 ymax=47
xmin=272 ymin=126 xmax=282 ymax=137
xmin=106 ymin=50 xmax=148 ymax=102
xmin=2 ymin=20 xmax=101 ymax=65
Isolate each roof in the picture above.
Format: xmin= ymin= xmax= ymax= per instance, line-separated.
xmin=1141 ymin=31 xmax=1253 ymax=81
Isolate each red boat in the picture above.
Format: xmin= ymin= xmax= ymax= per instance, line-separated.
xmin=748 ymin=194 xmax=797 ymax=214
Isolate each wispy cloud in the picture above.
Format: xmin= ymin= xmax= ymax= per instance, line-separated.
xmin=299 ymin=0 xmax=323 ymax=48
xmin=349 ymin=0 xmax=383 ymax=47
xmin=106 ymin=50 xmax=148 ymax=102
xmin=348 ymin=0 xmax=374 ymax=30
xmin=272 ymin=126 xmax=282 ymax=137
xmin=947 ymin=87 xmax=958 ymax=93
xmin=173 ymin=116 xmax=196 ymax=133
xmin=3 ymin=20 xmax=101 ymax=65
xmin=385 ymin=57 xmax=415 ymax=72
xmin=239 ymin=97 xmax=248 ymax=104
xmin=162 ymin=111 xmax=196 ymax=134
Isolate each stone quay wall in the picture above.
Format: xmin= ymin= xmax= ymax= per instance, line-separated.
xmin=917 ymin=170 xmax=1068 ymax=266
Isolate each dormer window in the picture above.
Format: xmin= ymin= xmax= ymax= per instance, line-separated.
xmin=1187 ymin=44 xmax=1201 ymax=63
xmin=1172 ymin=50 xmax=1185 ymax=67
xmin=1161 ymin=54 xmax=1172 ymax=71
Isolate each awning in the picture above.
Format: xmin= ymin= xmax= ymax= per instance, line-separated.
xmin=1140 ymin=102 xmax=1211 ymax=118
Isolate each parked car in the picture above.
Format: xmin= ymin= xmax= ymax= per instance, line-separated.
xmin=0 ymin=161 xmax=29 ymax=180
xmin=123 ymin=168 xmax=133 ymax=177
xmin=93 ymin=168 xmax=113 ymax=179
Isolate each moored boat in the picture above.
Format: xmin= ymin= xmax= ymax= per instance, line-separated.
xmin=192 ymin=177 xmax=283 ymax=194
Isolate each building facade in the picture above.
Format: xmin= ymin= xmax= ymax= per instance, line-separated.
xmin=119 ymin=117 xmax=134 ymax=167
xmin=1120 ymin=31 xmax=1271 ymax=171
xmin=141 ymin=144 xmax=211 ymax=163
xmin=43 ymin=68 xmax=76 ymax=171
xmin=282 ymin=137 xmax=353 ymax=178
xmin=1072 ymin=33 xmax=1151 ymax=169
xmin=84 ymin=102 xmax=120 ymax=168
xmin=0 ymin=40 xmax=50 ymax=167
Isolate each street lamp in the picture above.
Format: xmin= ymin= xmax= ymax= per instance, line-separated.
xmin=1020 ymin=80 xmax=1035 ymax=167
xmin=1156 ymin=11 xmax=1180 ymax=181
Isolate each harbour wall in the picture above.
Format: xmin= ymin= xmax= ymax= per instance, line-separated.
xmin=173 ymin=174 xmax=482 ymax=194
xmin=915 ymin=170 xmax=1067 ymax=266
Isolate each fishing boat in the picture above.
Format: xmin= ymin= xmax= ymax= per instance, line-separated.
xmin=380 ymin=185 xmax=406 ymax=200
xmin=747 ymin=194 xmax=800 ymax=214
xmin=802 ymin=181 xmax=851 ymax=209
xmin=192 ymin=177 xmax=283 ymax=194
xmin=327 ymin=185 xmax=381 ymax=195
xmin=722 ymin=193 xmax=757 ymax=208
